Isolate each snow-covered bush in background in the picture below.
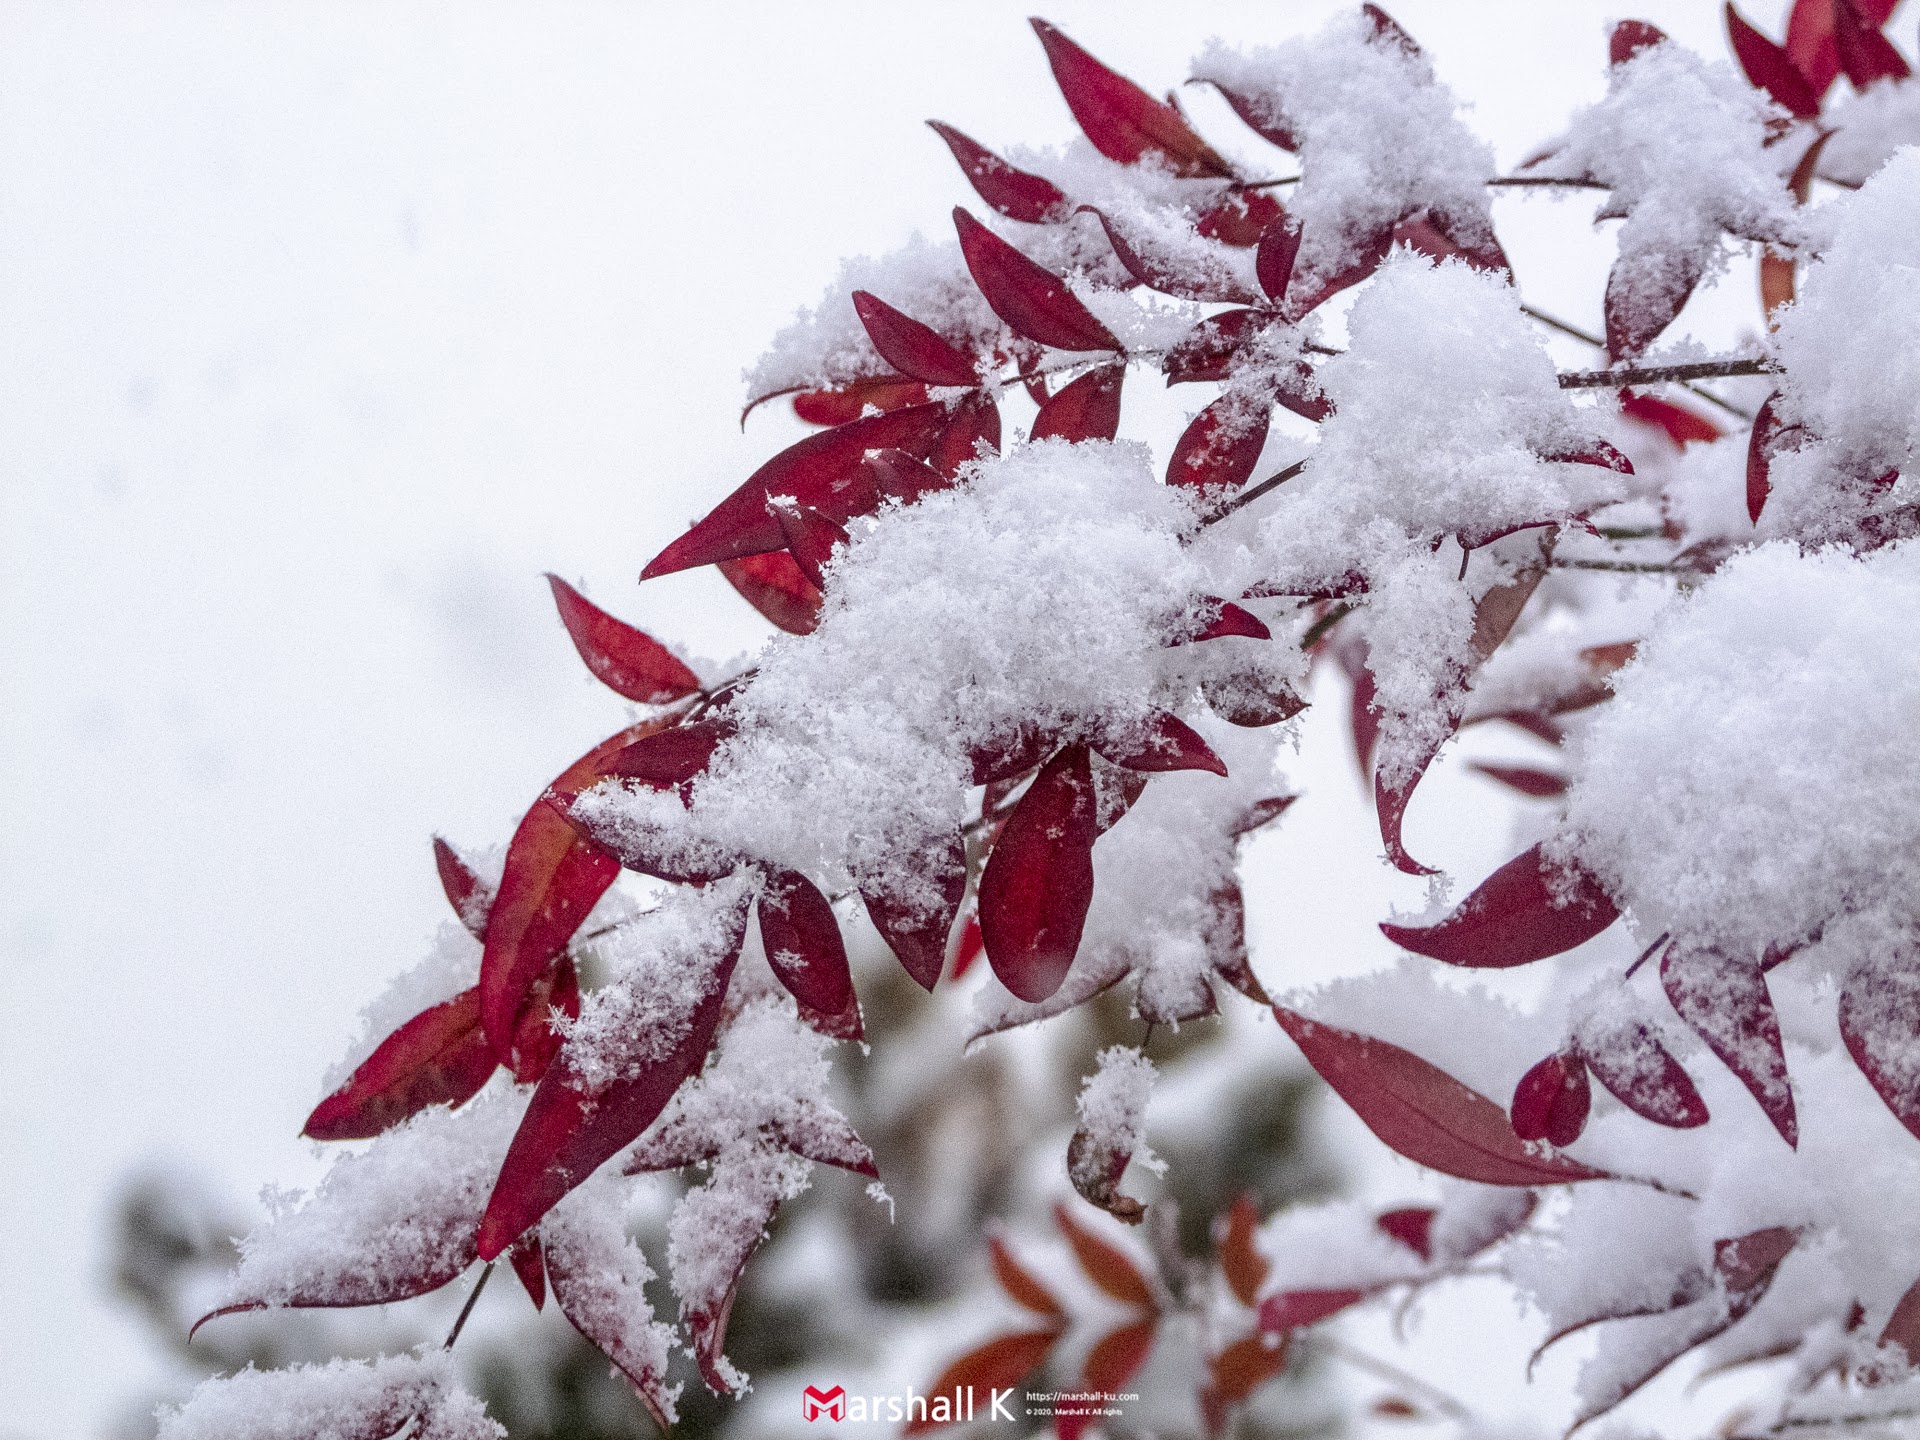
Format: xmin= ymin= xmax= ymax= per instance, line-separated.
xmin=173 ymin=3 xmax=1920 ymax=1435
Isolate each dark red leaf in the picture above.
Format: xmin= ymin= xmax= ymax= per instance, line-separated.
xmin=1273 ymin=1007 xmax=1612 ymax=1186
xmin=433 ymin=835 xmax=493 ymax=940
xmin=1716 ymin=1225 xmax=1798 ymax=1305
xmin=1727 ymin=4 xmax=1823 ymax=116
xmin=1200 ymin=80 xmax=1298 ymax=151
xmin=477 ymin=896 xmax=749 ymax=1259
xmin=1030 ymin=19 xmax=1234 ymax=179
xmin=1605 ymin=247 xmax=1705 ymax=360
xmin=302 ymin=988 xmax=497 ymax=1142
xmin=1218 ymin=1194 xmax=1270 ymax=1305
xmin=1376 ymin=1207 xmax=1435 ymax=1261
xmin=1834 ymin=0 xmax=1910 ymax=85
xmin=511 ymin=955 xmax=580 ymax=1084
xmin=1881 ymin=1274 xmax=1920 ymax=1363
xmin=1618 ymin=389 xmax=1724 ymax=447
xmin=1032 ymin=363 xmax=1125 ymax=443
xmin=980 ymin=744 xmax=1099 ymax=1003
xmin=851 ymin=290 xmax=980 ymax=387
xmin=1068 ymin=1121 xmax=1146 ymax=1226
xmin=1839 ymin=951 xmax=1920 ymax=1141
xmin=1280 ymin=224 xmax=1394 ymax=323
xmin=1748 ymin=391 xmax=1786 ymax=522
xmin=1094 ymin=712 xmax=1229 ymax=775
xmin=1079 ymin=206 xmax=1258 ymax=304
xmin=1381 ymin=844 xmax=1618 ymax=968
xmin=1363 ymin=5 xmax=1421 ymax=54
xmin=1196 ymin=188 xmax=1284 ymax=246
xmin=970 ymin=725 xmax=1056 ymax=786
xmin=1164 ymin=307 xmax=1261 ymax=384
xmin=1203 ymin=671 xmax=1307 ymax=728
xmin=1231 ymin=796 xmax=1299 ymax=837
xmin=864 ymin=831 xmax=966 ymax=991
xmin=545 ymin=574 xmax=702 ymax=705
xmin=1578 ymin=1018 xmax=1711 ymax=1129
xmin=507 ymin=1235 xmax=546 ymax=1311
xmin=863 ymin=447 xmax=953 ymax=507
xmin=719 ymin=551 xmax=823 ymax=635
xmin=1541 ymin=438 xmax=1635 ymax=475
xmin=1611 ymin=20 xmax=1669 ymax=65
xmin=1255 ymin=212 xmax=1301 ymax=302
xmin=598 ymin=718 xmax=726 ymax=791
xmin=1662 ymin=943 xmax=1797 ymax=1146
xmin=769 ymin=498 xmax=848 ymax=592
xmin=641 ymin=403 xmax=947 ymax=579
xmin=1510 ymin=1052 xmax=1591 ymax=1147
xmin=789 ymin=377 xmax=931 ymax=426
xmin=758 ymin=868 xmax=859 ymax=1038
xmin=954 ymin=207 xmax=1122 ymax=353
xmin=1054 ymin=1201 xmax=1156 ymax=1306
xmin=1182 ymin=598 xmax=1272 ymax=642
xmin=927 ymin=120 xmax=1072 ymax=224
xmin=908 ymin=1331 xmax=1061 ymax=1435
xmin=1468 ymin=762 xmax=1569 ymax=798
xmin=1787 ymin=0 xmax=1845 ymax=97
xmin=933 ymin=389 xmax=1003 ymax=476
xmin=1258 ymin=1288 xmax=1369 ymax=1332
xmin=1392 ymin=212 xmax=1513 ymax=279
xmin=1168 ymin=398 xmax=1272 ymax=494
xmin=990 ymin=1234 xmax=1066 ymax=1318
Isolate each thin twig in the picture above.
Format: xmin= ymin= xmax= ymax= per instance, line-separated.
xmin=1487 ymin=175 xmax=1612 ymax=190
xmin=1559 ymin=358 xmax=1772 ymax=389
xmin=1201 ymin=459 xmax=1308 ymax=524
xmin=1552 ymin=558 xmax=1676 ymax=574
xmin=1520 ymin=305 xmax=1755 ymax=421
xmin=445 ymin=1262 xmax=495 ymax=1349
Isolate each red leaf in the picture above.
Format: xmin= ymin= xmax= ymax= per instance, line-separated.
xmin=927 ymin=121 xmax=1071 ymax=224
xmin=1510 ymin=1052 xmax=1591 ymax=1147
xmin=1273 ymin=1007 xmax=1612 ymax=1186
xmin=1164 ymin=307 xmax=1260 ymax=384
xmin=1079 ymin=206 xmax=1258 ymax=304
xmin=1542 ymin=438 xmax=1635 ymax=475
xmin=1787 ymin=0 xmax=1845 ymax=97
xmin=1578 ymin=1018 xmax=1710 ymax=1129
xmin=507 ymin=1235 xmax=546 ymax=1311
xmin=1727 ymin=4 xmax=1823 ymax=116
xmin=1054 ymin=1201 xmax=1156 ymax=1306
xmin=769 ymin=498 xmax=848 ymax=592
xmin=1204 ymin=672 xmax=1307 ymax=728
xmin=933 ymin=389 xmax=1003 ymax=476
xmin=545 ymin=574 xmax=702 ymax=705
xmin=863 ymin=447 xmax=953 ymax=507
xmin=758 ymin=868 xmax=860 ymax=1039
xmin=1618 ymin=389 xmax=1724 ymax=447
xmin=1380 ymin=844 xmax=1618 ymax=968
xmin=302 ymin=988 xmax=497 ymax=1142
xmin=1168 ymin=399 xmax=1272 ymax=494
xmin=1881 ymin=1274 xmax=1920 ymax=1363
xmin=477 ymin=896 xmax=750 ymax=1259
xmin=1255 ymin=212 xmax=1301 ymax=302
xmin=1662 ymin=943 xmax=1797 ymax=1146
xmin=1838 ymin=951 xmax=1920 ymax=1141
xmin=1258 ymin=1287 xmax=1368 ymax=1332
xmin=1218 ymin=1194 xmax=1270 ymax=1305
xmin=1029 ymin=19 xmax=1234 ymax=179
xmin=1094 ymin=712 xmax=1229 ymax=776
xmin=511 ymin=955 xmax=581 ymax=1084
xmin=1196 ymin=188 xmax=1284 ymax=247
xmin=1748 ymin=391 xmax=1787 ymax=522
xmin=1363 ymin=5 xmax=1421 ymax=54
xmin=990 ymin=1234 xmax=1066 ymax=1318
xmin=1279 ymin=224 xmax=1394 ymax=323
xmin=908 ymin=1331 xmax=1061 ymax=1435
xmin=719 ymin=551 xmax=823 ymax=635
xmin=1200 ymin=80 xmax=1298 ymax=152
xmin=954 ymin=207 xmax=1122 ymax=353
xmin=1610 ymin=19 xmax=1669 ymax=65
xmin=641 ymin=403 xmax=946 ymax=579
xmin=951 ymin=912 xmax=986 ymax=979
xmin=1032 ymin=363 xmax=1125 ymax=444
xmin=851 ymin=290 xmax=980 ymax=387
xmin=864 ymin=831 xmax=966 ymax=991
xmin=1068 ymin=1116 xmax=1146 ymax=1226
xmin=1605 ymin=247 xmax=1705 ymax=360
xmin=1080 ymin=1316 xmax=1157 ymax=1394
xmin=1210 ymin=1334 xmax=1290 ymax=1405
xmin=789 ymin=376 xmax=930 ymax=426
xmin=980 ymin=744 xmax=1099 ymax=1003
xmin=971 ymin=725 xmax=1056 ymax=786
xmin=1376 ymin=1206 xmax=1435 ymax=1261
xmin=1468 ymin=762 xmax=1569 ymax=798
xmin=1231 ymin=796 xmax=1298 ymax=837
xmin=433 ymin=835 xmax=493 ymax=940
xmin=598 ymin=718 xmax=726 ymax=792
xmin=1834 ymin=0 xmax=1910 ymax=85
xmin=1182 ymin=598 xmax=1272 ymax=642
xmin=544 ymin=1200 xmax=678 ymax=1429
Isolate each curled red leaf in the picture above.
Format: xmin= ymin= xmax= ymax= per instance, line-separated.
xmin=1747 ymin=391 xmax=1787 ymax=523
xmin=1094 ymin=712 xmax=1229 ymax=776
xmin=954 ymin=207 xmax=1122 ymax=353
xmin=980 ymin=744 xmax=1099 ymax=1003
xmin=1380 ymin=844 xmax=1618 ymax=968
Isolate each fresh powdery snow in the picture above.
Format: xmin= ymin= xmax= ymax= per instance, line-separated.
xmin=1073 ymin=1045 xmax=1164 ymax=1176
xmin=1819 ymin=78 xmax=1920 ymax=187
xmin=155 ymin=1351 xmax=502 ymax=1440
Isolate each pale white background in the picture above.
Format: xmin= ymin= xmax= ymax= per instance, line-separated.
xmin=0 ymin=2 xmax=1792 ymax=1433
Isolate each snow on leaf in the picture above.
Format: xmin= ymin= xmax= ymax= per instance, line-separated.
xmin=952 ymin=207 xmax=1122 ymax=353
xmin=1273 ymin=1007 xmax=1612 ymax=1186
xmin=933 ymin=389 xmax=1003 ymax=477
xmin=155 ymin=1352 xmax=504 ymax=1440
xmin=1611 ymin=20 xmax=1669 ymax=67
xmin=1839 ymin=950 xmax=1920 ymax=1141
xmin=1661 ymin=943 xmax=1797 ymax=1145
xmin=864 ymin=830 xmax=967 ymax=992
xmin=1030 ymin=19 xmax=1234 ymax=179
xmin=789 ymin=377 xmax=930 ymax=427
xmin=1255 ymin=212 xmax=1301 ymax=302
xmin=926 ymin=121 xmax=1070 ymax=223
xmin=1078 ymin=206 xmax=1258 ymax=305
xmin=1030 ymin=362 xmax=1125 ymax=444
xmin=433 ymin=836 xmax=494 ymax=940
xmin=1380 ymin=843 xmax=1618 ymax=969
xmin=980 ymin=743 xmax=1100 ymax=1003
xmin=1163 ymin=307 xmax=1261 ymax=385
xmin=1167 ymin=397 xmax=1271 ymax=496
xmin=1068 ymin=1046 xmax=1160 ymax=1224
xmin=302 ymin=988 xmax=497 ymax=1143
xmin=1180 ymin=598 xmax=1271 ymax=642
xmin=545 ymin=574 xmax=702 ymax=705
xmin=1092 ymin=711 xmax=1229 ymax=776
xmin=508 ymin=955 xmax=580 ymax=1084
xmin=1573 ymin=992 xmax=1710 ymax=1130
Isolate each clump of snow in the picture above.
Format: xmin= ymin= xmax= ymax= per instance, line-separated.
xmin=323 ymin=922 xmax=478 ymax=1092
xmin=1193 ymin=10 xmax=1499 ymax=293
xmin=1074 ymin=1046 xmax=1164 ymax=1175
xmin=1564 ymin=540 xmax=1920 ymax=965
xmin=1763 ymin=149 xmax=1920 ymax=543
xmin=1820 ymin=79 xmax=1920 ymax=187
xmin=225 ymin=1091 xmax=516 ymax=1310
xmin=156 ymin=1351 xmax=502 ymax=1440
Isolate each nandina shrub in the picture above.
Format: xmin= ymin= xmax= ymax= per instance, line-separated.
xmin=162 ymin=5 xmax=1920 ymax=1436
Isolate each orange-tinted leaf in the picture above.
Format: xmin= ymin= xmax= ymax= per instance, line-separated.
xmin=1510 ymin=1052 xmax=1591 ymax=1147
xmin=851 ymin=290 xmax=980 ymax=387
xmin=1727 ymin=4 xmax=1823 ymax=116
xmin=719 ymin=551 xmax=823 ymax=635
xmin=1211 ymin=1334 xmax=1289 ymax=1404
xmin=908 ymin=1330 xmax=1060 ymax=1435
xmin=1168 ymin=399 xmax=1271 ymax=494
xmin=1030 ymin=19 xmax=1234 ymax=179
xmin=1094 ymin=712 xmax=1229 ymax=776
xmin=1080 ymin=1317 xmax=1157 ymax=1399
xmin=954 ymin=207 xmax=1122 ymax=353
xmin=980 ymin=744 xmax=1099 ymax=1003
xmin=1274 ymin=1007 xmax=1612 ymax=1186
xmin=1662 ymin=943 xmax=1797 ymax=1146
xmin=1381 ymin=844 xmax=1618 ymax=968
xmin=927 ymin=121 xmax=1071 ymax=224
xmin=433 ymin=835 xmax=493 ymax=940
xmin=1218 ymin=1194 xmax=1270 ymax=1305
xmin=1032 ymin=363 xmax=1125 ymax=443
xmin=1054 ymin=1201 xmax=1156 ymax=1307
xmin=546 ymin=574 xmax=702 ymax=705
xmin=302 ymin=988 xmax=497 ymax=1142
xmin=990 ymin=1234 xmax=1066 ymax=1318
xmin=759 ymin=868 xmax=859 ymax=1039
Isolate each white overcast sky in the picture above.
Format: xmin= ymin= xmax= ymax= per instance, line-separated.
xmin=0 ymin=2 xmax=1809 ymax=1434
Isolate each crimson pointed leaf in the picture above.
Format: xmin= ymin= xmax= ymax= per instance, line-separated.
xmin=544 ymin=1192 xmax=678 ymax=1429
xmin=1619 ymin=389 xmax=1723 ymax=447
xmin=933 ymin=389 xmax=1003 ymax=476
xmin=1280 ymin=224 xmax=1394 ymax=323
xmin=302 ymin=988 xmax=497 ymax=1142
xmin=1510 ymin=1052 xmax=1591 ymax=1147
xmin=1611 ymin=19 xmax=1669 ymax=65
xmin=1381 ymin=844 xmax=1618 ymax=968
xmin=1181 ymin=598 xmax=1272 ymax=643
xmin=1468 ymin=762 xmax=1569 ymax=798
xmin=863 ymin=447 xmax=953 ymax=507
xmin=1094 ymin=712 xmax=1229 ymax=776
xmin=507 ymin=1235 xmax=546 ymax=1311
xmin=927 ymin=121 xmax=1070 ymax=224
xmin=510 ymin=956 xmax=581 ymax=1085
xmin=1196 ymin=187 xmax=1284 ymax=246
xmin=1255 ymin=213 xmax=1301 ymax=301
xmin=864 ymin=831 xmax=966 ymax=991
xmin=1273 ymin=1007 xmax=1612 ymax=1186
xmin=545 ymin=573 xmax=701 ymax=705
xmin=1662 ymin=943 xmax=1797 ymax=1145
xmin=1376 ymin=1207 xmax=1435 ymax=1261
xmin=1834 ymin=0 xmax=1910 ymax=85
xmin=1164 ymin=307 xmax=1260 ymax=384
xmin=1839 ymin=952 xmax=1920 ymax=1141
xmin=788 ymin=376 xmax=930 ymax=426
xmin=1079 ymin=206 xmax=1257 ymax=304
xmin=1168 ymin=398 xmax=1271 ymax=494
xmin=1605 ymin=247 xmax=1706 ymax=360
xmin=1882 ymin=1274 xmax=1920 ymax=1364
xmin=758 ymin=868 xmax=859 ymax=1037
xmin=719 ymin=551 xmax=822 ymax=635
xmin=1030 ymin=18 xmax=1234 ymax=179
xmin=980 ymin=744 xmax=1099 ymax=1003
xmin=1578 ymin=1013 xmax=1710 ymax=1129
xmin=769 ymin=498 xmax=848 ymax=592
xmin=851 ymin=290 xmax=980 ymax=386
xmin=1748 ymin=391 xmax=1788 ymax=522
xmin=1032 ymin=362 xmax=1125 ymax=443
xmin=1259 ymin=1288 xmax=1369 ymax=1332
xmin=953 ymin=207 xmax=1121 ymax=353
xmin=1727 ymin=4 xmax=1823 ymax=115
xmin=433 ymin=835 xmax=493 ymax=940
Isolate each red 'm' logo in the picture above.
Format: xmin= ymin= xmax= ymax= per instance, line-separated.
xmin=804 ymin=1385 xmax=847 ymax=1421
